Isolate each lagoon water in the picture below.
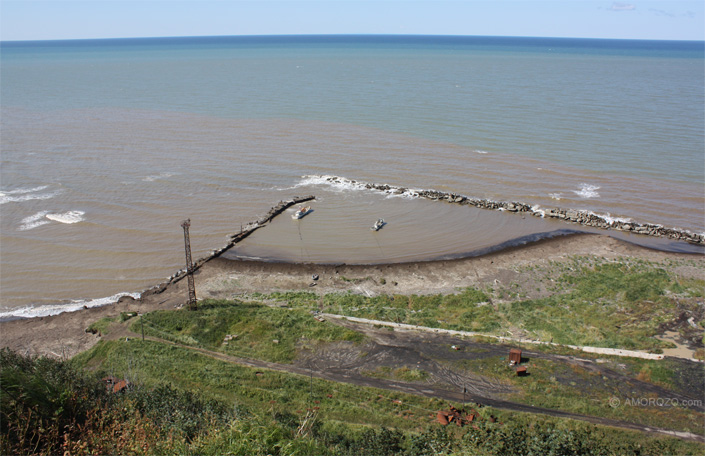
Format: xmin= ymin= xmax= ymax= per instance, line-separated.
xmin=1 ymin=35 xmax=703 ymax=318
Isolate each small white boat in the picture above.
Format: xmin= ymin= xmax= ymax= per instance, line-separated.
xmin=292 ymin=206 xmax=311 ymax=219
xmin=371 ymin=218 xmax=385 ymax=231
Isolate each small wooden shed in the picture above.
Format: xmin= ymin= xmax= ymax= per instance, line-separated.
xmin=509 ymin=348 xmax=522 ymax=364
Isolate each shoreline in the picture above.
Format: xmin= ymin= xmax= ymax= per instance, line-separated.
xmin=0 ymin=227 xmax=702 ymax=324
xmin=2 ymin=184 xmax=703 ymax=318
xmin=1 ymin=232 xmax=703 ymax=360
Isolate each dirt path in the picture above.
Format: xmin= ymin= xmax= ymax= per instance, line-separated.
xmin=145 ymin=336 xmax=705 ymax=442
xmin=322 ymin=313 xmax=674 ymax=360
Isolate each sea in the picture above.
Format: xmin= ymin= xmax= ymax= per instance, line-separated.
xmin=1 ymin=35 xmax=703 ymax=320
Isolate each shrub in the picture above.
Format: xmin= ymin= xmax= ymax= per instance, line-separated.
xmin=0 ymin=348 xmax=108 ymax=455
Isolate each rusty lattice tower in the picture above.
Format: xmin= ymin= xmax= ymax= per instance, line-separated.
xmin=181 ymin=219 xmax=197 ymax=310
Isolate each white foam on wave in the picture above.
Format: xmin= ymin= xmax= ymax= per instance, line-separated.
xmin=0 ymin=185 xmax=59 ymax=205
xmin=548 ymin=193 xmax=562 ymax=200
xmin=289 ymin=175 xmax=422 ymax=199
xmin=384 ymin=190 xmax=418 ymax=199
xmin=2 ymin=185 xmax=49 ymax=195
xmin=0 ymin=292 xmax=142 ymax=321
xmin=142 ymin=172 xmax=176 ymax=182
xmin=46 ymin=210 xmax=85 ymax=224
xmin=589 ymin=212 xmax=632 ymax=225
xmin=531 ymin=205 xmax=546 ymax=218
xmin=19 ymin=211 xmax=51 ymax=231
xmin=18 ymin=210 xmax=85 ymax=230
xmin=292 ymin=175 xmax=370 ymax=192
xmin=475 ymin=150 xmax=489 ymax=154
xmin=573 ymin=183 xmax=600 ymax=199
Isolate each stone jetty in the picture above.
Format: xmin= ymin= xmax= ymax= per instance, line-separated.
xmin=321 ymin=175 xmax=704 ymax=246
xmin=142 ymin=195 xmax=316 ymax=297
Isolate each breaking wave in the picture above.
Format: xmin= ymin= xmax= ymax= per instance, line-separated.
xmin=0 ymin=185 xmax=59 ymax=205
xmin=46 ymin=210 xmax=85 ymax=224
xmin=142 ymin=172 xmax=176 ymax=182
xmin=289 ymin=175 xmax=421 ymax=199
xmin=0 ymin=292 xmax=141 ymax=322
xmin=591 ymin=212 xmax=632 ymax=225
xmin=290 ymin=175 xmax=370 ymax=192
xmin=573 ymin=183 xmax=600 ymax=199
xmin=19 ymin=210 xmax=85 ymax=230
xmin=19 ymin=211 xmax=52 ymax=231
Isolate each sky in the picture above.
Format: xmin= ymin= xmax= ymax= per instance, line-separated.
xmin=1 ymin=0 xmax=703 ymax=42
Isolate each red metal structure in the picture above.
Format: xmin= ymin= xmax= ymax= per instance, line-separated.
xmin=509 ymin=348 xmax=522 ymax=364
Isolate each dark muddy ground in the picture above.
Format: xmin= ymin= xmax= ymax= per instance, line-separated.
xmin=109 ymin=315 xmax=704 ymax=442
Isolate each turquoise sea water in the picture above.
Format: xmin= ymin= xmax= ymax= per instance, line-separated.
xmin=1 ymin=35 xmax=703 ymax=316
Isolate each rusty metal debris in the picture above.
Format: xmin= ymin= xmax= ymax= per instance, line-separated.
xmin=436 ymin=405 xmax=482 ymax=426
xmin=102 ymin=376 xmax=129 ymax=394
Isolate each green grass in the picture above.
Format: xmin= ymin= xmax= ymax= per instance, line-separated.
xmin=66 ymin=337 xmax=704 ymax=455
xmin=133 ymin=299 xmax=365 ymax=363
xmin=86 ymin=316 xmax=115 ymax=335
xmin=52 ymin=256 xmax=705 ymax=454
xmin=83 ymin=296 xmax=704 ymax=437
xmin=456 ymin=355 xmax=704 ymax=434
xmin=252 ymin=259 xmax=704 ymax=351
xmin=72 ymin=338 xmax=445 ymax=431
xmin=361 ymin=366 xmax=431 ymax=383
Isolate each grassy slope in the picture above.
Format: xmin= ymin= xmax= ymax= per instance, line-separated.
xmin=66 ymin=255 xmax=704 ymax=454
xmin=95 ymin=298 xmax=702 ymax=434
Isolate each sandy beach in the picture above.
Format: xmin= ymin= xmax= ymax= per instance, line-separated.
xmin=2 ymin=232 xmax=702 ymax=360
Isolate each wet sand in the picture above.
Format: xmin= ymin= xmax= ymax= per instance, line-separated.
xmin=1 ymin=233 xmax=703 ymax=360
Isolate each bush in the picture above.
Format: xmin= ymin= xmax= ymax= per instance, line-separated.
xmin=0 ymin=348 xmax=108 ymax=455
xmin=342 ymin=427 xmax=405 ymax=456
xmin=131 ymin=383 xmax=234 ymax=441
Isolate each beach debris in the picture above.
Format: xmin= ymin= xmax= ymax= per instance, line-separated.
xmin=436 ymin=406 xmax=481 ymax=426
xmin=102 ymin=376 xmax=130 ymax=394
xmin=509 ymin=349 xmax=528 ymax=375
xmin=222 ymin=334 xmax=238 ymax=345
xmin=312 ymin=274 xmax=319 ymax=281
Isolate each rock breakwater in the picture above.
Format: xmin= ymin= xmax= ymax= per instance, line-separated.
xmin=318 ymin=175 xmax=704 ymax=246
xmin=142 ymin=195 xmax=316 ymax=298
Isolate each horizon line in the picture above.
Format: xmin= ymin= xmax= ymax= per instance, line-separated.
xmin=2 ymin=33 xmax=704 ymax=44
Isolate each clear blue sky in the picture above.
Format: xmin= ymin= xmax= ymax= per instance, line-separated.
xmin=1 ymin=0 xmax=703 ymax=42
